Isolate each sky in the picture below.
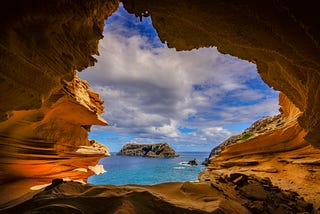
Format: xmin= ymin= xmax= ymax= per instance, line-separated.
xmin=78 ymin=4 xmax=279 ymax=152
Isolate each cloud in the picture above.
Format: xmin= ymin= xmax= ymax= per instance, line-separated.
xmin=202 ymin=127 xmax=232 ymax=137
xmin=79 ymin=5 xmax=279 ymax=151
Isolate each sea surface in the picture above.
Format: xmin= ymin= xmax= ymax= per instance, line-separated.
xmin=88 ymin=152 xmax=208 ymax=185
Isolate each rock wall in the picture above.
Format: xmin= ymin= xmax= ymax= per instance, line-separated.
xmin=0 ymin=0 xmax=118 ymax=203
xmin=200 ymin=93 xmax=320 ymax=207
xmin=204 ymin=109 xmax=286 ymax=162
xmin=1 ymin=0 xmax=320 ymax=209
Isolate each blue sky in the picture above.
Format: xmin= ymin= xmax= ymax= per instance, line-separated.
xmin=79 ymin=4 xmax=279 ymax=152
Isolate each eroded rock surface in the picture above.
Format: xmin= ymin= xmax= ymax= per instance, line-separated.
xmin=204 ymin=109 xmax=287 ymax=164
xmin=1 ymin=173 xmax=313 ymax=214
xmin=1 ymin=0 xmax=320 ymax=211
xmin=0 ymin=0 xmax=118 ymax=204
xmin=200 ymin=93 xmax=320 ymax=208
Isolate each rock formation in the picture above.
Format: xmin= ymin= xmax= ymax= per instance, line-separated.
xmin=1 ymin=0 xmax=320 ymax=212
xmin=200 ymin=93 xmax=320 ymax=208
xmin=1 ymin=173 xmax=314 ymax=214
xmin=0 ymin=0 xmax=118 ymax=204
xmin=117 ymin=142 xmax=179 ymax=158
xmin=203 ymin=108 xmax=287 ymax=166
xmin=188 ymin=159 xmax=199 ymax=166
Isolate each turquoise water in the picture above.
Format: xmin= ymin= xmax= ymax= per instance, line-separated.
xmin=88 ymin=152 xmax=208 ymax=185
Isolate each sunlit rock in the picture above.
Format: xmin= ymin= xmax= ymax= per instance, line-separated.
xmin=88 ymin=164 xmax=106 ymax=175
xmin=1 ymin=0 xmax=320 ymax=211
xmin=200 ymin=93 xmax=320 ymax=207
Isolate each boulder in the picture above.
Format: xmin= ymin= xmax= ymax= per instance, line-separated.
xmin=188 ymin=159 xmax=198 ymax=166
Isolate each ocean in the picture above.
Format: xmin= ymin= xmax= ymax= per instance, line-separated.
xmin=88 ymin=152 xmax=209 ymax=185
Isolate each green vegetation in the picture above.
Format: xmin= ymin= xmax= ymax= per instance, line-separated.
xmin=241 ymin=132 xmax=254 ymax=141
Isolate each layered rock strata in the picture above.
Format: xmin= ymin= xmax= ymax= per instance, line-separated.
xmin=203 ymin=112 xmax=287 ymax=165
xmin=0 ymin=0 xmax=320 ymax=211
xmin=200 ymin=93 xmax=320 ymax=208
xmin=117 ymin=142 xmax=179 ymax=158
xmin=0 ymin=0 xmax=118 ymax=204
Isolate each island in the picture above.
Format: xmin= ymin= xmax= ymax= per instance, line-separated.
xmin=117 ymin=142 xmax=179 ymax=158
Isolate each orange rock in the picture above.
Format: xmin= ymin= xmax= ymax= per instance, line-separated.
xmin=1 ymin=0 xmax=320 ymax=209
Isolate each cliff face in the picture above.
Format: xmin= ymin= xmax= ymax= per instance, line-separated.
xmin=117 ymin=143 xmax=179 ymax=158
xmin=0 ymin=76 xmax=111 ymax=203
xmin=200 ymin=93 xmax=320 ymax=207
xmin=205 ymin=112 xmax=286 ymax=161
xmin=205 ymin=92 xmax=303 ymax=161
xmin=0 ymin=0 xmax=118 ymax=203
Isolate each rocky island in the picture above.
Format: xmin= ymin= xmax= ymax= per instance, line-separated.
xmin=117 ymin=142 xmax=179 ymax=158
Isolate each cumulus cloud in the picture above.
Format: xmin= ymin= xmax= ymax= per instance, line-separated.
xmin=202 ymin=127 xmax=232 ymax=137
xmin=79 ymin=5 xmax=279 ymax=151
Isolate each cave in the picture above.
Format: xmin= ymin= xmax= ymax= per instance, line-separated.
xmin=0 ymin=0 xmax=319 ymax=213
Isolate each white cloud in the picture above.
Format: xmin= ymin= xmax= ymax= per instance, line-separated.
xmin=79 ymin=7 xmax=279 ymax=151
xmin=202 ymin=127 xmax=232 ymax=137
xmin=147 ymin=120 xmax=179 ymax=138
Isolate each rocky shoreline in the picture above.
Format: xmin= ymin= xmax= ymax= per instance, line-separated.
xmin=200 ymin=94 xmax=320 ymax=210
xmin=202 ymin=114 xmax=286 ymax=166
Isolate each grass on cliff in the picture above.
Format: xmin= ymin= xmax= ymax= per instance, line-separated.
xmin=240 ymin=132 xmax=254 ymax=141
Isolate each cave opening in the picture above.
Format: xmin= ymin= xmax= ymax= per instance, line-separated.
xmin=1 ymin=0 xmax=320 ymax=211
xmin=78 ymin=4 xmax=279 ymax=185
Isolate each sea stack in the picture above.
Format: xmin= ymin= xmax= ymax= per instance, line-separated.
xmin=117 ymin=142 xmax=179 ymax=158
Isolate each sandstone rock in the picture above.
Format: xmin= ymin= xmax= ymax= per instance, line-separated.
xmin=44 ymin=178 xmax=64 ymax=191
xmin=292 ymin=159 xmax=320 ymax=165
xmin=228 ymin=173 xmax=248 ymax=186
xmin=88 ymin=165 xmax=106 ymax=175
xmin=251 ymin=167 xmax=278 ymax=173
xmin=76 ymin=140 xmax=110 ymax=156
xmin=2 ymin=173 xmax=314 ymax=214
xmin=201 ymin=92 xmax=320 ymax=207
xmin=220 ymin=161 xmax=259 ymax=168
xmin=1 ymin=0 xmax=320 ymax=210
xmin=212 ymin=173 xmax=314 ymax=213
xmin=201 ymin=158 xmax=210 ymax=166
xmin=117 ymin=142 xmax=179 ymax=158
xmin=0 ymin=0 xmax=119 ymax=204
xmin=207 ymin=114 xmax=286 ymax=160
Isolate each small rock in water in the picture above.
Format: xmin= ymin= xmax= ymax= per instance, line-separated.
xmin=188 ymin=158 xmax=198 ymax=166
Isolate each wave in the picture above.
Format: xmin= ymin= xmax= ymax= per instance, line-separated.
xmin=173 ymin=166 xmax=186 ymax=170
xmin=178 ymin=161 xmax=192 ymax=166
